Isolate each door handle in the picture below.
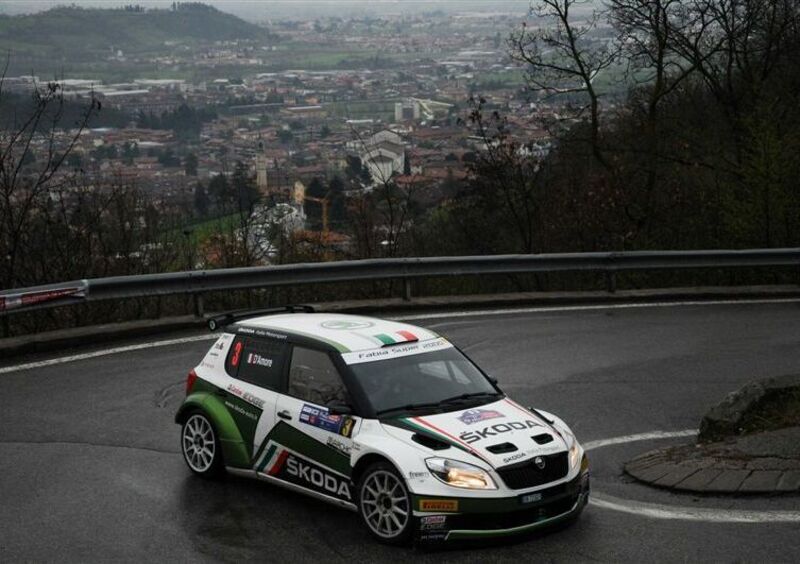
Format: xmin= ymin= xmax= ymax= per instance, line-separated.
xmin=277 ymin=410 xmax=292 ymax=421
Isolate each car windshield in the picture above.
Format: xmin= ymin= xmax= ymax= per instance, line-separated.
xmin=348 ymin=347 xmax=500 ymax=416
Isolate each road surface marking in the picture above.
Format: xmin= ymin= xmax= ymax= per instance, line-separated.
xmin=584 ymin=430 xmax=696 ymax=451
xmin=0 ymin=334 xmax=217 ymax=375
xmin=585 ymin=429 xmax=800 ymax=523
xmin=3 ymin=297 xmax=798 ymax=374
xmin=396 ymin=297 xmax=800 ymax=321
xmin=590 ymin=493 xmax=800 ymax=522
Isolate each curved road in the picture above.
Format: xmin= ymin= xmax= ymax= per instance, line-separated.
xmin=2 ymin=301 xmax=800 ymax=562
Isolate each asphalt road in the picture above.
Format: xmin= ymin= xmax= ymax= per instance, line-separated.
xmin=2 ymin=301 xmax=800 ymax=562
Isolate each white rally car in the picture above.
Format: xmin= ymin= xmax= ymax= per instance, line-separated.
xmin=176 ymin=308 xmax=589 ymax=544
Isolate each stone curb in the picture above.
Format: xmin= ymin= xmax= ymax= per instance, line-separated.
xmin=2 ymin=284 xmax=800 ymax=359
xmin=625 ymin=430 xmax=800 ymax=494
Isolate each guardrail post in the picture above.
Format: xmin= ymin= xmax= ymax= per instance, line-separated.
xmin=1 ymin=316 xmax=9 ymax=339
xmin=193 ymin=293 xmax=205 ymax=318
xmin=402 ymin=279 xmax=412 ymax=301
xmin=605 ymin=270 xmax=617 ymax=293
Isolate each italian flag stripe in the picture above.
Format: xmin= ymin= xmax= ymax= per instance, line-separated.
xmin=256 ymin=443 xmax=277 ymax=472
xmin=268 ymin=449 xmax=289 ymax=476
xmin=397 ymin=330 xmax=417 ymax=341
xmin=374 ymin=333 xmax=395 ymax=345
xmin=407 ymin=417 xmax=490 ymax=464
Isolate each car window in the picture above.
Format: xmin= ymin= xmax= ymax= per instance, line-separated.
xmin=229 ymin=337 xmax=287 ymax=391
xmin=288 ymin=346 xmax=348 ymax=406
xmin=349 ymin=347 xmax=497 ymax=415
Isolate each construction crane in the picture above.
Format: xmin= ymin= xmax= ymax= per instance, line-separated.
xmin=293 ymin=180 xmax=330 ymax=237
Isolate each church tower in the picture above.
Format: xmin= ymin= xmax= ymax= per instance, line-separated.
xmin=255 ymin=138 xmax=268 ymax=194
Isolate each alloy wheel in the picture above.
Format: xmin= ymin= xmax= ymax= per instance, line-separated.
xmin=360 ymin=469 xmax=410 ymax=539
xmin=182 ymin=414 xmax=216 ymax=473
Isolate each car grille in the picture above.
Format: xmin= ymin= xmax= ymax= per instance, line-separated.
xmin=496 ymin=452 xmax=569 ymax=490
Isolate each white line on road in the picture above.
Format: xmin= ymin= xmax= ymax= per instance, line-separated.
xmin=395 ymin=297 xmax=800 ymax=322
xmin=0 ymin=334 xmax=217 ymax=375
xmin=3 ymin=297 xmax=799 ymax=374
xmin=590 ymin=493 xmax=800 ymax=523
xmin=584 ymin=430 xmax=697 ymax=451
xmin=584 ymin=429 xmax=800 ymax=523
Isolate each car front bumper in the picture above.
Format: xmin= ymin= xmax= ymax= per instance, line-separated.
xmin=414 ymin=470 xmax=590 ymax=543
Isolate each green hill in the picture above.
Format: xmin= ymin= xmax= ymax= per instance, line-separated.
xmin=0 ymin=3 xmax=267 ymax=69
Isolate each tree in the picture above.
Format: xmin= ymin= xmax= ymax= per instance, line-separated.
xmin=184 ymin=152 xmax=198 ymax=176
xmin=509 ymin=0 xmax=618 ymax=168
xmin=193 ymin=182 xmax=209 ymax=217
xmin=0 ymin=76 xmax=99 ymax=291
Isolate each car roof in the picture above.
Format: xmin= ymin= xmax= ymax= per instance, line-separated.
xmin=235 ymin=313 xmax=440 ymax=353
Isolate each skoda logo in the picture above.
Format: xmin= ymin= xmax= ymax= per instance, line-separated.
xmin=321 ymin=320 xmax=374 ymax=330
xmin=534 ymin=456 xmax=546 ymax=470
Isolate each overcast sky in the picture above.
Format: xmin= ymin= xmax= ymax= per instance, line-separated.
xmin=0 ymin=1 xmax=538 ymax=20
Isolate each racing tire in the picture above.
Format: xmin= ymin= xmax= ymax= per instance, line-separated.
xmin=357 ymin=461 xmax=414 ymax=545
xmin=181 ymin=411 xmax=225 ymax=479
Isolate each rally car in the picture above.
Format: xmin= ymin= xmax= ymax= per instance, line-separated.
xmin=176 ymin=307 xmax=589 ymax=544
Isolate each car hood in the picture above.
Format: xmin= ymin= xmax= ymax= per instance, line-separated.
xmin=380 ymin=397 xmax=570 ymax=469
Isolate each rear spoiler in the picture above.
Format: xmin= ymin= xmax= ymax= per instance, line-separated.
xmin=207 ymin=304 xmax=315 ymax=331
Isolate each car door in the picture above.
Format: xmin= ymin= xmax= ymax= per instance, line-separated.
xmin=264 ymin=345 xmax=358 ymax=503
xmin=223 ymin=334 xmax=288 ymax=469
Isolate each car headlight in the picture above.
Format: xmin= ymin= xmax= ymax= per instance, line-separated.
xmin=569 ymin=441 xmax=582 ymax=469
xmin=425 ymin=458 xmax=497 ymax=490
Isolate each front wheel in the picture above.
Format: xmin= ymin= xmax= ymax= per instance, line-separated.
xmin=357 ymin=462 xmax=414 ymax=545
xmin=181 ymin=412 xmax=224 ymax=478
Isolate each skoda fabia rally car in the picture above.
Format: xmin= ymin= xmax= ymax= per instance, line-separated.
xmin=176 ymin=308 xmax=589 ymax=544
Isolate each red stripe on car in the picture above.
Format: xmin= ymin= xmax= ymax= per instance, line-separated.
xmin=268 ymin=450 xmax=289 ymax=475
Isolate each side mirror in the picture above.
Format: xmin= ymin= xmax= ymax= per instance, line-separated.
xmin=328 ymin=403 xmax=353 ymax=416
xmin=487 ymin=375 xmax=498 ymax=385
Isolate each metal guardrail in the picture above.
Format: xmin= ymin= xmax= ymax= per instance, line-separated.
xmin=1 ymin=248 xmax=799 ymax=317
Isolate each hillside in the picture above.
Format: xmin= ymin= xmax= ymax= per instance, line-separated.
xmin=0 ymin=3 xmax=266 ymax=65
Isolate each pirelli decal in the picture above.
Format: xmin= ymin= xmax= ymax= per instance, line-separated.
xmin=419 ymin=499 xmax=459 ymax=512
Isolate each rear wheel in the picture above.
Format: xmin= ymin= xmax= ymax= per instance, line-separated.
xmin=357 ymin=462 xmax=413 ymax=545
xmin=181 ymin=412 xmax=224 ymax=478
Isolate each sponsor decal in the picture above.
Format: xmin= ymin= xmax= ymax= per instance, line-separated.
xmin=279 ymin=453 xmax=352 ymax=501
xmin=420 ymin=515 xmax=447 ymax=530
xmin=321 ymin=320 xmax=374 ymax=330
xmin=419 ymin=531 xmax=448 ymax=542
xmin=419 ymin=499 xmax=459 ymax=512
xmin=300 ymin=404 xmax=345 ymax=434
xmin=502 ymin=452 xmax=527 ymax=464
xmin=409 ymin=471 xmax=428 ymax=480
xmin=520 ymin=492 xmax=543 ymax=505
xmin=459 ymin=420 xmax=543 ymax=445
xmin=246 ymin=352 xmax=273 ymax=368
xmin=237 ymin=327 xmax=287 ymax=340
xmin=457 ymin=408 xmax=505 ymax=425
xmin=326 ymin=436 xmax=351 ymax=456
xmin=226 ymin=383 xmax=265 ymax=409
xmin=341 ymin=338 xmax=452 ymax=365
xmin=224 ymin=400 xmax=258 ymax=421
xmin=420 ymin=515 xmax=447 ymax=525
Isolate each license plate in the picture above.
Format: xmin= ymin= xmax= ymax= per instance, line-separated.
xmin=520 ymin=492 xmax=542 ymax=504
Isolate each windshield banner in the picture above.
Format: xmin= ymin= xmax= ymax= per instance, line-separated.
xmin=341 ymin=337 xmax=453 ymax=365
